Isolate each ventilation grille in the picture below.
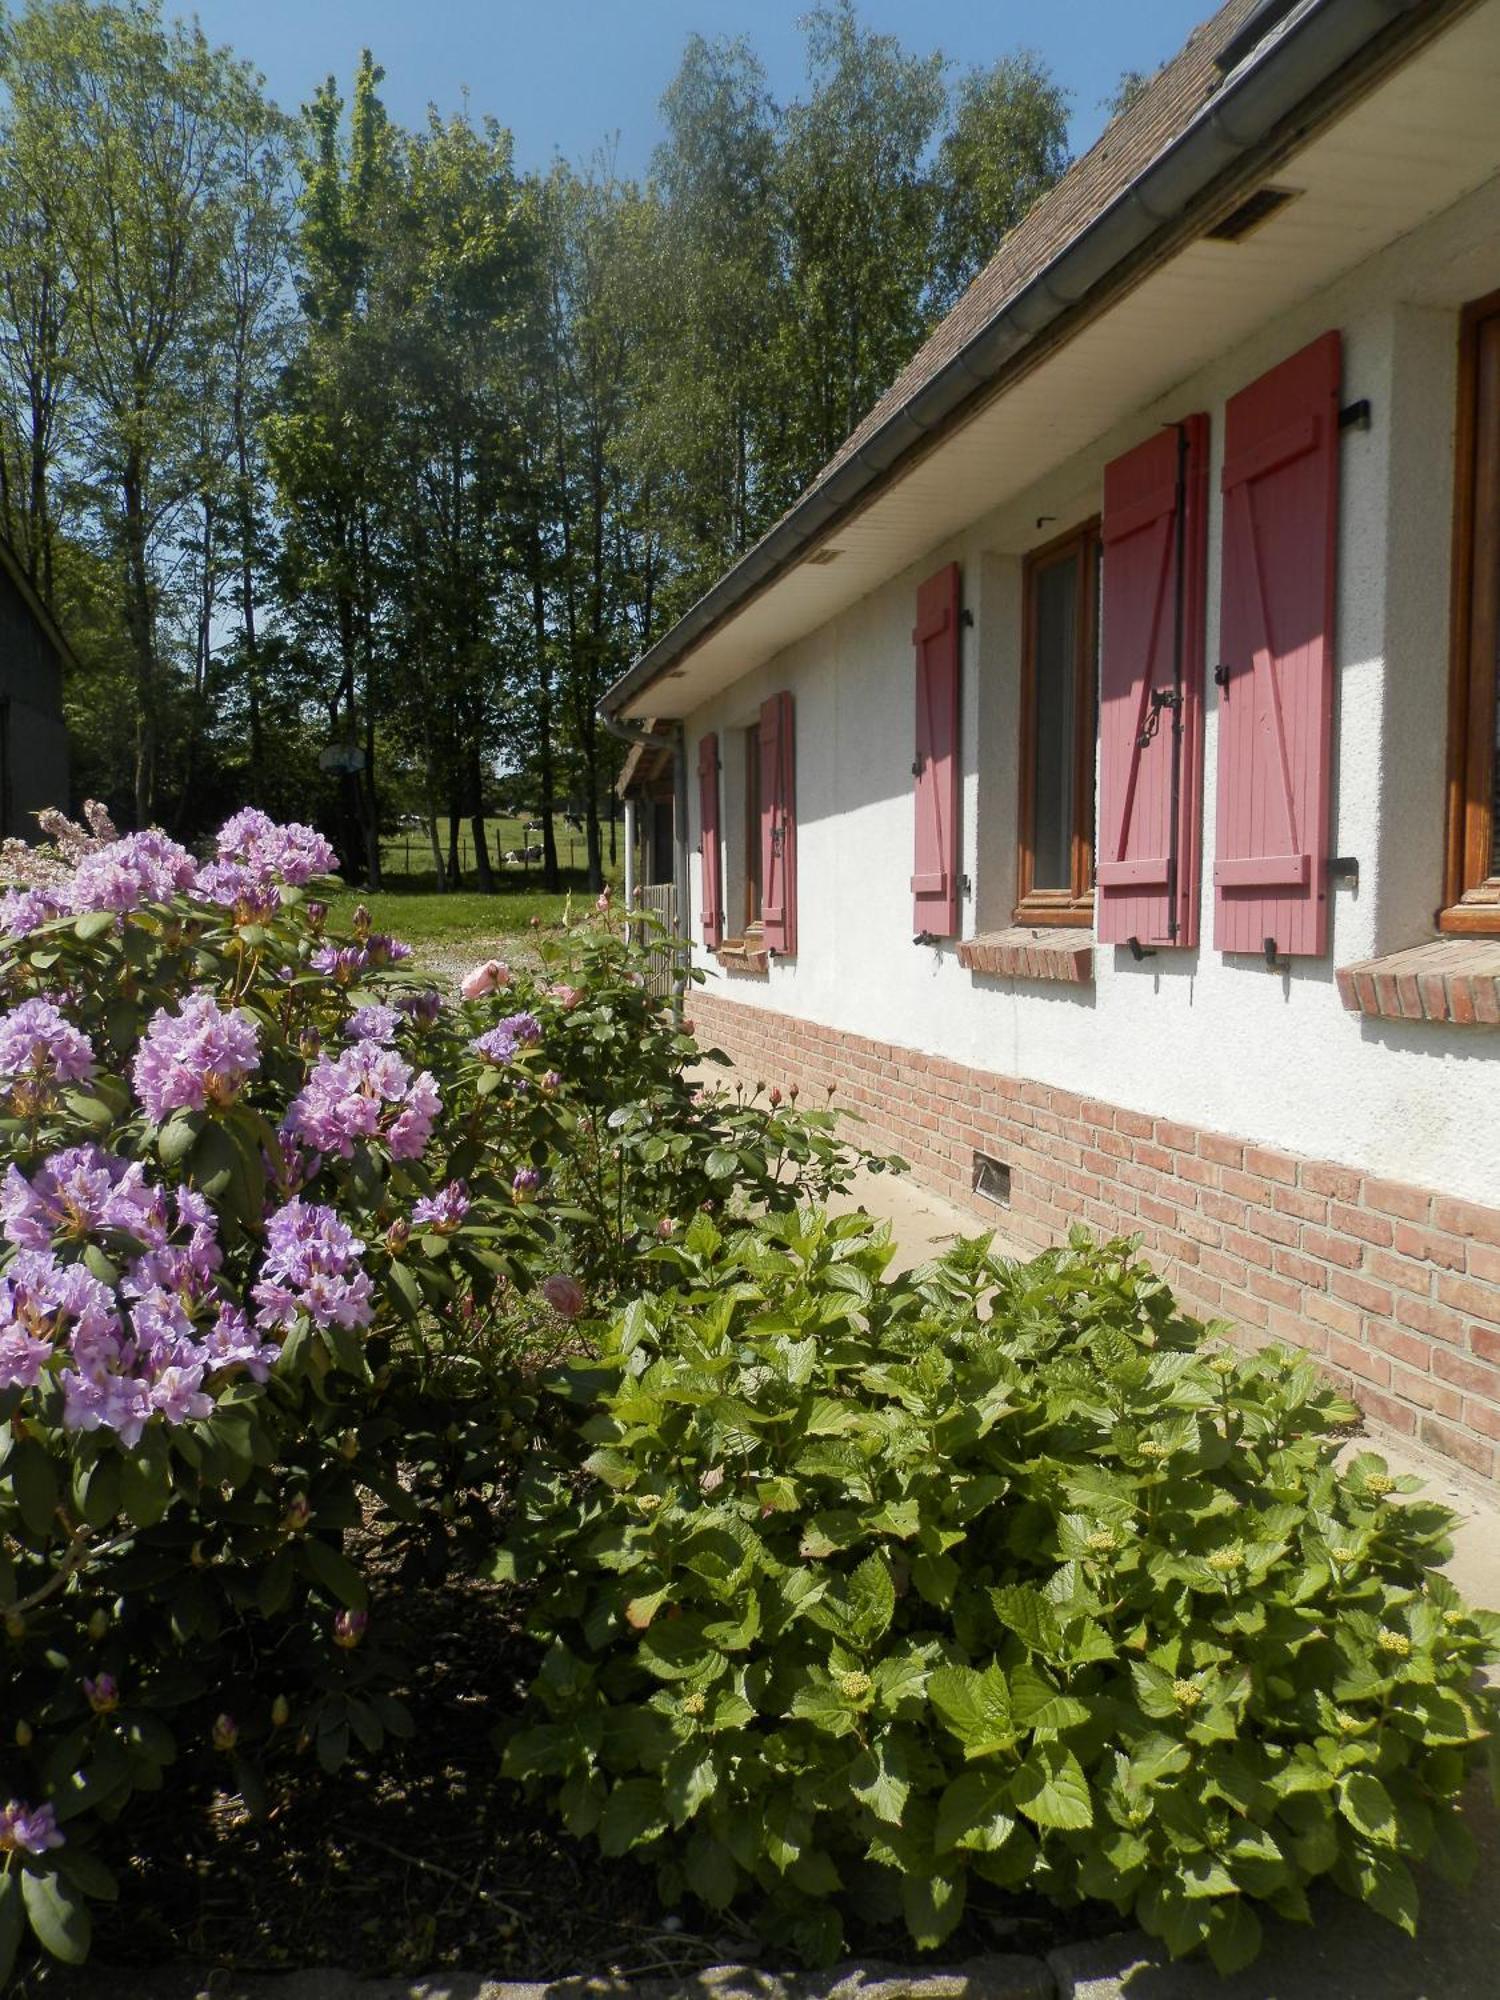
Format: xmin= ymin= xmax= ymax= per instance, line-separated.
xmin=1205 ymin=185 xmax=1299 ymax=243
xmin=972 ymin=1152 xmax=1012 ymax=1206
xmin=802 ymin=547 xmax=842 ymax=567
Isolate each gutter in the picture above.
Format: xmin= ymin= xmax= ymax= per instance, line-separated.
xmin=598 ymin=0 xmax=1451 ymax=724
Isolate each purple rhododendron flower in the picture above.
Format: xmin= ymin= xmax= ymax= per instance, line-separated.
xmin=0 ymin=1800 xmax=63 ymax=1855
xmin=345 ymin=1003 xmax=400 ymax=1045
xmin=311 ymin=944 xmax=368 ymax=984
xmin=411 ymin=1180 xmax=468 ymax=1233
xmin=512 ymin=1167 xmax=541 ymax=1199
xmin=470 ymin=1012 xmax=542 ymax=1065
xmin=284 ymin=1042 xmax=439 ymax=1162
xmin=194 ymin=860 xmax=282 ymax=922
xmin=0 ymin=998 xmax=95 ymax=1090
xmin=252 ymin=1199 xmax=374 ymax=1334
xmin=132 ymin=992 xmax=260 ymax=1124
xmin=365 ymin=933 xmax=411 ymax=967
xmin=394 ymin=988 xmax=442 ymax=1028
xmin=69 ymin=830 xmax=200 ymax=913
xmin=2 ymin=1145 xmax=167 ymax=1252
xmin=0 ymin=885 xmax=67 ymax=936
xmin=214 ymin=808 xmax=336 ymax=887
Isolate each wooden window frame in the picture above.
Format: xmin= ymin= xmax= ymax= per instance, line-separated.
xmin=1015 ymin=518 xmax=1100 ymax=926
xmin=1442 ymin=287 xmax=1500 ymax=935
xmin=743 ymin=725 xmax=764 ymax=937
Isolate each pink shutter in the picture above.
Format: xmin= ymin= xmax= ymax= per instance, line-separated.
xmin=912 ymin=563 xmax=962 ymax=936
xmin=759 ymin=691 xmax=797 ymax=955
xmin=697 ymin=731 xmax=723 ymax=948
xmin=1097 ymin=415 xmax=1209 ymax=948
xmin=1213 ymin=333 xmax=1341 ymax=957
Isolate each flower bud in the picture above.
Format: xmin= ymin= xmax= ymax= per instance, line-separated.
xmin=305 ymin=900 xmax=329 ymax=931
xmin=87 ymin=1608 xmax=109 ymax=1641
xmin=768 ymin=1086 xmax=782 ymax=1107
xmin=14 ymin=1719 xmax=33 ymax=1748
xmin=84 ymin=1673 xmax=119 ymax=1715
xmin=4 ymin=1611 xmax=25 ymax=1641
xmin=332 ymin=1609 xmax=369 ymax=1650
xmin=385 ymin=1217 xmax=411 ymax=1254
xmin=351 ymin=903 xmax=372 ymax=938
xmin=212 ymin=1713 xmax=238 ymax=1753
xmin=270 ymin=1695 xmax=291 ymax=1729
xmin=299 ymin=1025 xmax=321 ymax=1059
xmin=339 ymin=1431 xmax=359 ymax=1462
xmin=282 ymin=1494 xmax=312 ymax=1535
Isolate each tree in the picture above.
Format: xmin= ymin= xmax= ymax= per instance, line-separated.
xmin=931 ymin=53 xmax=1069 ymax=314
xmin=0 ymin=0 xmax=277 ymax=823
xmin=766 ymin=0 xmax=945 ymax=500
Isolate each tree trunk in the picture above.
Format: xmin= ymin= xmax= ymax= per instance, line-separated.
xmin=469 ymin=744 xmax=494 ymax=892
xmin=446 ymin=798 xmax=464 ymax=888
xmin=121 ymin=460 xmax=157 ymax=826
xmin=530 ymin=559 xmax=560 ymax=893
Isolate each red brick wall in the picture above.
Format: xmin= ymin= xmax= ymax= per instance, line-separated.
xmin=690 ymin=990 xmax=1500 ymax=1481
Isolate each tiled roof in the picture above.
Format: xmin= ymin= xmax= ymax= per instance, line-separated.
xmin=805 ymin=0 xmax=1261 ymax=500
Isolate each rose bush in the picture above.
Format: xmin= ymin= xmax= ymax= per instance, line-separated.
xmin=0 ymin=808 xmax=882 ymax=1982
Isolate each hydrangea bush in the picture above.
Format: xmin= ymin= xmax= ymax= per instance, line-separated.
xmin=0 ymin=808 xmax=879 ymax=1981
xmin=503 ymin=1211 xmax=1500 ymax=1974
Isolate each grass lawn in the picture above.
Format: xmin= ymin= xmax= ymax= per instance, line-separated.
xmin=379 ymin=814 xmax=621 ymax=886
xmin=326 ymin=871 xmax=623 ymax=986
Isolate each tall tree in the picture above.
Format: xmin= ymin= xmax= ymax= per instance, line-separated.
xmin=931 ymin=54 xmax=1069 ymax=313
xmin=767 ymin=0 xmax=945 ymax=500
xmin=0 ymin=0 xmax=275 ymax=823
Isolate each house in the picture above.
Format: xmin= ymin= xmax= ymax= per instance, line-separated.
xmin=0 ymin=533 xmax=70 ymax=837
xmin=599 ymin=0 xmax=1500 ymax=1481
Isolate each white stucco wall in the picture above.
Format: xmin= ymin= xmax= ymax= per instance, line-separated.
xmin=684 ymin=171 xmax=1500 ymax=1210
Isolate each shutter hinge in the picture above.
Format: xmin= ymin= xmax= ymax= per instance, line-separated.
xmin=960 ymin=874 xmax=972 ymax=898
xmin=911 ymin=756 xmax=923 ymax=776
xmin=1213 ymin=663 xmax=1231 ymax=688
xmin=1328 ymin=855 xmax=1359 ymax=889
xmin=1127 ymin=937 xmax=1157 ymax=961
xmin=1338 ymin=399 xmax=1371 ymax=432
xmin=913 ymin=929 xmax=940 ymax=947
xmin=1264 ymin=936 xmax=1289 ymax=973
xmin=960 ymin=607 xmax=974 ymax=628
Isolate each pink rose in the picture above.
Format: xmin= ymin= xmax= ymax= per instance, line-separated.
xmin=460 ymin=960 xmax=511 ymax=1000
xmin=540 ymin=1273 xmax=586 ymax=1319
xmin=549 ymin=983 xmax=584 ymax=1012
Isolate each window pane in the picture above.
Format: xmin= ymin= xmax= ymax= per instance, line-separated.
xmin=1031 ymin=552 xmax=1079 ymax=891
xmin=745 ymin=729 xmax=763 ymax=926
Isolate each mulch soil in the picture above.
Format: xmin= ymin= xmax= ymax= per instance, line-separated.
xmin=21 ymin=1544 xmax=1116 ymax=1992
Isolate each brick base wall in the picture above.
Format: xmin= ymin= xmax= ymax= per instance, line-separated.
xmin=690 ymin=990 xmax=1500 ymax=1481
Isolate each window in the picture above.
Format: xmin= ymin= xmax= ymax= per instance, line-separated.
xmin=1016 ymin=521 xmax=1100 ymax=924
xmin=1445 ymin=289 xmax=1500 ymax=933
xmin=744 ymin=725 xmax=763 ymax=933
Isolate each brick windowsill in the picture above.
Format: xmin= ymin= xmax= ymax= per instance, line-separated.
xmin=715 ymin=938 xmax=769 ymax=976
xmin=958 ymin=926 xmax=1094 ymax=984
xmin=1337 ymin=937 xmax=1500 ymax=1026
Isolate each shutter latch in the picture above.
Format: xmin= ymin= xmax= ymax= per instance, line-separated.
xmin=1213 ymin=663 xmax=1231 ymax=688
xmin=1137 ymin=687 xmax=1182 ymax=749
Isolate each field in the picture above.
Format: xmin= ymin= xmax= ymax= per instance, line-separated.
xmin=328 ymin=815 xmax=626 ymax=984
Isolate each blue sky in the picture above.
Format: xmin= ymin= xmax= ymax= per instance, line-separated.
xmin=181 ymin=1 xmax=1212 ymax=177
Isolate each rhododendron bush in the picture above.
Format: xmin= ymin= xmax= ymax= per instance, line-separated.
xmin=0 ymin=807 xmax=879 ymax=1981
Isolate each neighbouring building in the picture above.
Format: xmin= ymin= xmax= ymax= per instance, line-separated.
xmin=600 ymin=0 xmax=1500 ymax=1481
xmin=0 ymin=533 xmax=70 ymax=838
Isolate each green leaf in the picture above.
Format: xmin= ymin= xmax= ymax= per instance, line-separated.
xmin=0 ymin=1875 xmax=22 ymax=1986
xmin=929 ymin=1664 xmax=1013 ymax=1759
xmin=1010 ymin=1659 xmax=1090 ymax=1733
xmin=662 ymin=1746 xmax=716 ymax=1827
xmin=850 ymin=1733 xmax=911 ymax=1825
xmin=1352 ymin=1849 xmax=1419 ymax=1937
xmin=157 ymin=1108 xmax=203 ymax=1166
xmin=990 ymin=1582 xmax=1065 ymax=1660
xmin=902 ymin=1869 xmax=966 ymax=1950
xmin=934 ymin=1766 xmax=1015 ymax=1854
xmin=299 ymin=1538 xmax=368 ymax=1610
xmin=1205 ymin=1899 xmax=1262 ymax=1977
xmin=845 ymin=1550 xmax=896 ymax=1646
xmin=1010 ymin=1740 xmax=1093 ymax=1830
xmin=683 ymin=1837 xmax=738 ymax=1910
xmin=21 ymin=1870 xmax=91 ymax=1965
xmin=598 ymin=1778 xmax=667 ymax=1856
xmin=1340 ymin=1771 xmax=1399 ymax=1848
xmin=9 ymin=1438 xmax=57 ymax=1538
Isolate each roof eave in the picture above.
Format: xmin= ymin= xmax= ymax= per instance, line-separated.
xmin=601 ymin=0 xmax=1464 ymax=723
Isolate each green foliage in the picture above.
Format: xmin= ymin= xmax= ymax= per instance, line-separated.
xmin=503 ymin=1214 xmax=1500 ymax=1972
